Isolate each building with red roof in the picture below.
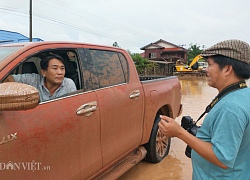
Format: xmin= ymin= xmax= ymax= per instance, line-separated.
xmin=140 ymin=39 xmax=187 ymax=63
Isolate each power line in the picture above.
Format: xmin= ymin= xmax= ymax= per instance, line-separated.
xmin=0 ymin=3 xmax=155 ymax=49
xmin=34 ymin=0 xmax=158 ymax=46
xmin=0 ymin=6 xmax=112 ymax=38
xmin=0 ymin=6 xmax=140 ymax=46
xmin=0 ymin=7 xmax=29 ymax=21
xmin=0 ymin=6 xmax=27 ymax=15
xmin=36 ymin=0 xmax=157 ymax=39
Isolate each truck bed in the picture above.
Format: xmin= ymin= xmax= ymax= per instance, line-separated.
xmin=139 ymin=75 xmax=177 ymax=82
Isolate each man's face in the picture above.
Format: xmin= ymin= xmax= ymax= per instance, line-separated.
xmin=41 ymin=58 xmax=65 ymax=85
xmin=206 ymin=57 xmax=224 ymax=90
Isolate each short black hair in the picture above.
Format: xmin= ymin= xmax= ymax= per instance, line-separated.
xmin=40 ymin=54 xmax=65 ymax=70
xmin=213 ymin=55 xmax=250 ymax=79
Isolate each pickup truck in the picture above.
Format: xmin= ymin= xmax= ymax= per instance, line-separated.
xmin=0 ymin=41 xmax=182 ymax=179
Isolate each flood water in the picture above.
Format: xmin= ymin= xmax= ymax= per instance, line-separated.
xmin=119 ymin=76 xmax=250 ymax=180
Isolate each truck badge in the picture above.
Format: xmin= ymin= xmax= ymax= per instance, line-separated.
xmin=0 ymin=133 xmax=17 ymax=145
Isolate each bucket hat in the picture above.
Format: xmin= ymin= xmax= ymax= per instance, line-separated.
xmin=201 ymin=39 xmax=250 ymax=64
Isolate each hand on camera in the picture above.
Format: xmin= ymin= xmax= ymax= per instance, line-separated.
xmin=158 ymin=115 xmax=183 ymax=138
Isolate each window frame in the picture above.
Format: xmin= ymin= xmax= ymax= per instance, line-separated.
xmin=83 ymin=49 xmax=129 ymax=90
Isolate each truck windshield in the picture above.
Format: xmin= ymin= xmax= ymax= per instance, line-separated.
xmin=0 ymin=46 xmax=22 ymax=62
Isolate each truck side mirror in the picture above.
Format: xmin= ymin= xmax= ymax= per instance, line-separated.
xmin=0 ymin=82 xmax=40 ymax=111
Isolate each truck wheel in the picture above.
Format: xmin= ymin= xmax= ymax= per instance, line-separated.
xmin=144 ymin=116 xmax=171 ymax=163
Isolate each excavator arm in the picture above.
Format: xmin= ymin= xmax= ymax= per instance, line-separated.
xmin=189 ymin=54 xmax=203 ymax=68
xmin=174 ymin=54 xmax=204 ymax=73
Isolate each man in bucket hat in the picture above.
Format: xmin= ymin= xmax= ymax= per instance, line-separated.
xmin=158 ymin=39 xmax=250 ymax=179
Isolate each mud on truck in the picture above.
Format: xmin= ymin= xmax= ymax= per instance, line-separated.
xmin=0 ymin=41 xmax=182 ymax=179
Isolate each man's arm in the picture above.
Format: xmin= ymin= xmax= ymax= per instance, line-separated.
xmin=177 ymin=126 xmax=228 ymax=169
xmin=65 ymin=78 xmax=77 ymax=92
xmin=158 ymin=115 xmax=228 ymax=169
xmin=3 ymin=75 xmax=15 ymax=83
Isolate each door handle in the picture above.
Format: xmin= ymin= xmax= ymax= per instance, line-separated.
xmin=76 ymin=101 xmax=97 ymax=116
xmin=129 ymin=90 xmax=140 ymax=99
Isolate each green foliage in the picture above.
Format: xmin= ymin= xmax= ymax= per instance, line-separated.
xmin=187 ymin=44 xmax=203 ymax=63
xmin=129 ymin=52 xmax=158 ymax=74
xmin=112 ymin=42 xmax=120 ymax=47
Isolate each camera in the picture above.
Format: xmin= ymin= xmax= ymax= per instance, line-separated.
xmin=181 ymin=116 xmax=200 ymax=158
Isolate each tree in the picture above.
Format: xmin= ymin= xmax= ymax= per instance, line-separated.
xmin=187 ymin=44 xmax=203 ymax=64
xmin=129 ymin=52 xmax=158 ymax=75
xmin=112 ymin=42 xmax=120 ymax=47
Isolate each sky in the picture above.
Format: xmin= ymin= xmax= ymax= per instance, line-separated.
xmin=0 ymin=0 xmax=250 ymax=53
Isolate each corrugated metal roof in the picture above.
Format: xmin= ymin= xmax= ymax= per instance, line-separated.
xmin=0 ymin=29 xmax=43 ymax=44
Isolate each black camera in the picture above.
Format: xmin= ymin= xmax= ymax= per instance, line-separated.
xmin=181 ymin=116 xmax=200 ymax=158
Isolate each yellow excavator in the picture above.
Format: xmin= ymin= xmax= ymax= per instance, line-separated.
xmin=174 ymin=55 xmax=204 ymax=72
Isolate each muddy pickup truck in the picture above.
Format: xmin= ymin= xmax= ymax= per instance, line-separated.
xmin=0 ymin=41 xmax=182 ymax=179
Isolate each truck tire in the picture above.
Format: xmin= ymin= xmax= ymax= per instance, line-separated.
xmin=144 ymin=116 xmax=171 ymax=163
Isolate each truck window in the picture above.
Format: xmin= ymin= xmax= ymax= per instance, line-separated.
xmin=0 ymin=46 xmax=22 ymax=62
xmin=118 ymin=52 xmax=129 ymax=82
xmin=3 ymin=49 xmax=82 ymax=102
xmin=89 ymin=50 xmax=128 ymax=88
xmin=9 ymin=50 xmax=81 ymax=90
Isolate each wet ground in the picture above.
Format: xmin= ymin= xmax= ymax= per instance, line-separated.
xmin=119 ymin=77 xmax=250 ymax=180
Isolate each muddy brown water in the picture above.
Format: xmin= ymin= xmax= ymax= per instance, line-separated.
xmin=119 ymin=76 xmax=250 ymax=180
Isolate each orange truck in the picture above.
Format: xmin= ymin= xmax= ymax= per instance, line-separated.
xmin=0 ymin=41 xmax=182 ymax=179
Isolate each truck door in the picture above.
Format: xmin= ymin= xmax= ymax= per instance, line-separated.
xmin=86 ymin=49 xmax=144 ymax=167
xmin=0 ymin=47 xmax=102 ymax=180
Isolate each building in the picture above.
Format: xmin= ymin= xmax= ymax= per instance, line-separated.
xmin=0 ymin=29 xmax=43 ymax=44
xmin=140 ymin=39 xmax=187 ymax=63
xmin=140 ymin=39 xmax=188 ymax=76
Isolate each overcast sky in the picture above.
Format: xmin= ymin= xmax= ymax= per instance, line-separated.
xmin=0 ymin=0 xmax=250 ymax=53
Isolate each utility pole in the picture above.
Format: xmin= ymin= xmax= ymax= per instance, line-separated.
xmin=29 ymin=0 xmax=32 ymax=42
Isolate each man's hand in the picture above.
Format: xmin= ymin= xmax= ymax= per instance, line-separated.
xmin=158 ymin=115 xmax=228 ymax=169
xmin=2 ymin=75 xmax=14 ymax=83
xmin=158 ymin=115 xmax=185 ymax=138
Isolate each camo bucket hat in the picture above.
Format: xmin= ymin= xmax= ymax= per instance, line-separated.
xmin=201 ymin=39 xmax=250 ymax=64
